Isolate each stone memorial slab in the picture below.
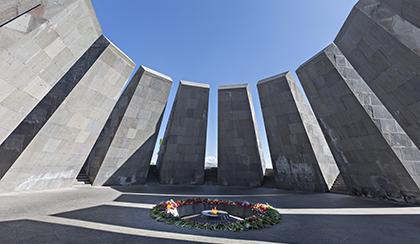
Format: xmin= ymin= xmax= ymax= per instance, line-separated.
xmin=0 ymin=40 xmax=134 ymax=192
xmin=0 ymin=0 xmax=102 ymax=150
xmin=258 ymin=72 xmax=340 ymax=192
xmin=157 ymin=81 xmax=209 ymax=185
xmin=86 ymin=66 xmax=172 ymax=186
xmin=335 ymin=0 xmax=420 ymax=149
xmin=297 ymin=43 xmax=420 ymax=203
xmin=218 ymin=84 xmax=265 ymax=187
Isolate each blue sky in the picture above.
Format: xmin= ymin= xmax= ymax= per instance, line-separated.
xmin=92 ymin=0 xmax=357 ymax=168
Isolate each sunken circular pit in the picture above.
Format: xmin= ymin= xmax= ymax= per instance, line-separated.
xmin=150 ymin=198 xmax=281 ymax=231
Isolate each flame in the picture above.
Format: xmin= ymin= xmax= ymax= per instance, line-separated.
xmin=166 ymin=202 xmax=173 ymax=210
xmin=254 ymin=203 xmax=269 ymax=211
xmin=211 ymin=207 xmax=218 ymax=215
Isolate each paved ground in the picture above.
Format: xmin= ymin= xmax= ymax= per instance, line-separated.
xmin=1 ymin=184 xmax=420 ymax=244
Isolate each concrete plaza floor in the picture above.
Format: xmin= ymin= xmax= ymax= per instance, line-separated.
xmin=1 ymin=184 xmax=420 ymax=244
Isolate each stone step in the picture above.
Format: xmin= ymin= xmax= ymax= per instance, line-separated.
xmin=204 ymin=167 xmax=218 ymax=185
xmin=263 ymin=169 xmax=277 ymax=188
xmin=73 ymin=183 xmax=92 ymax=188
xmin=77 ymin=177 xmax=89 ymax=181
xmin=330 ymin=173 xmax=348 ymax=194
xmin=76 ymin=170 xmax=91 ymax=185
xmin=146 ymin=165 xmax=159 ymax=183
xmin=74 ymin=180 xmax=90 ymax=185
xmin=75 ymin=171 xmax=91 ymax=186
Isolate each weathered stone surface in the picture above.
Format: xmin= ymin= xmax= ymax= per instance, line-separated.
xmin=0 ymin=35 xmax=109 ymax=180
xmin=380 ymin=0 xmax=420 ymax=28
xmin=297 ymin=43 xmax=420 ymax=203
xmin=84 ymin=66 xmax=172 ymax=186
xmin=0 ymin=0 xmax=102 ymax=149
xmin=0 ymin=41 xmax=135 ymax=193
xmin=335 ymin=0 xmax=420 ymax=150
xmin=257 ymin=72 xmax=339 ymax=192
xmin=0 ymin=0 xmax=41 ymax=26
xmin=157 ymin=81 xmax=209 ymax=185
xmin=218 ymin=84 xmax=265 ymax=187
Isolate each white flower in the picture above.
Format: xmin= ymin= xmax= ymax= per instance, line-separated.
xmin=166 ymin=208 xmax=179 ymax=217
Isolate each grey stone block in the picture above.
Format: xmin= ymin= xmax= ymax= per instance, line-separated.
xmin=0 ymin=35 xmax=109 ymax=180
xmin=0 ymin=0 xmax=102 ymax=149
xmin=0 ymin=0 xmax=41 ymax=26
xmin=157 ymin=81 xmax=209 ymax=185
xmin=257 ymin=72 xmax=340 ymax=192
xmin=83 ymin=66 xmax=172 ymax=186
xmin=0 ymin=41 xmax=135 ymax=193
xmin=297 ymin=43 xmax=420 ymax=203
xmin=335 ymin=0 xmax=420 ymax=150
xmin=380 ymin=0 xmax=420 ymax=28
xmin=218 ymin=84 xmax=265 ymax=187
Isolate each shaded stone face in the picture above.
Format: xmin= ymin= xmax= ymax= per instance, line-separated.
xmin=297 ymin=43 xmax=420 ymax=203
xmin=335 ymin=0 xmax=420 ymax=150
xmin=218 ymin=85 xmax=264 ymax=187
xmin=0 ymin=0 xmax=102 ymax=149
xmin=379 ymin=0 xmax=420 ymax=28
xmin=257 ymin=72 xmax=339 ymax=192
xmin=84 ymin=66 xmax=172 ymax=186
xmin=0 ymin=41 xmax=135 ymax=193
xmin=157 ymin=81 xmax=209 ymax=185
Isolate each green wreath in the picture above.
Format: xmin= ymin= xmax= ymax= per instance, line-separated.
xmin=150 ymin=198 xmax=281 ymax=232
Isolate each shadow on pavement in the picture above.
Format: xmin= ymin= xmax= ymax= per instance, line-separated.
xmin=0 ymin=219 xmax=196 ymax=244
xmin=111 ymin=185 xmax=410 ymax=209
xmin=52 ymin=204 xmax=420 ymax=244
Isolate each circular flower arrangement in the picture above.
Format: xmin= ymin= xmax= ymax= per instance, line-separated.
xmin=150 ymin=198 xmax=281 ymax=232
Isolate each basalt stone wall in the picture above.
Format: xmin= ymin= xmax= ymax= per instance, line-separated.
xmin=85 ymin=66 xmax=172 ymax=186
xmin=157 ymin=81 xmax=209 ymax=185
xmin=257 ymin=72 xmax=339 ymax=192
xmin=0 ymin=41 xmax=135 ymax=193
xmin=377 ymin=0 xmax=420 ymax=28
xmin=0 ymin=0 xmax=102 ymax=150
xmin=0 ymin=0 xmax=41 ymax=26
xmin=335 ymin=0 xmax=420 ymax=150
xmin=218 ymin=85 xmax=265 ymax=187
xmin=297 ymin=43 xmax=420 ymax=203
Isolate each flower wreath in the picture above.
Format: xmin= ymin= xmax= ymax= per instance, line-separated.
xmin=150 ymin=198 xmax=281 ymax=232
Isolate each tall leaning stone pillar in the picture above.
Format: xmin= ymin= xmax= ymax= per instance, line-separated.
xmin=218 ymin=84 xmax=265 ymax=187
xmin=157 ymin=81 xmax=210 ymax=185
xmin=0 ymin=38 xmax=135 ymax=193
xmin=83 ymin=66 xmax=172 ymax=186
xmin=0 ymin=0 xmax=102 ymax=179
xmin=257 ymin=72 xmax=340 ymax=192
xmin=335 ymin=0 xmax=420 ymax=150
xmin=297 ymin=43 xmax=420 ymax=203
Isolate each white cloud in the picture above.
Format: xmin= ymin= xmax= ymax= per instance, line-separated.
xmin=205 ymin=156 xmax=217 ymax=168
